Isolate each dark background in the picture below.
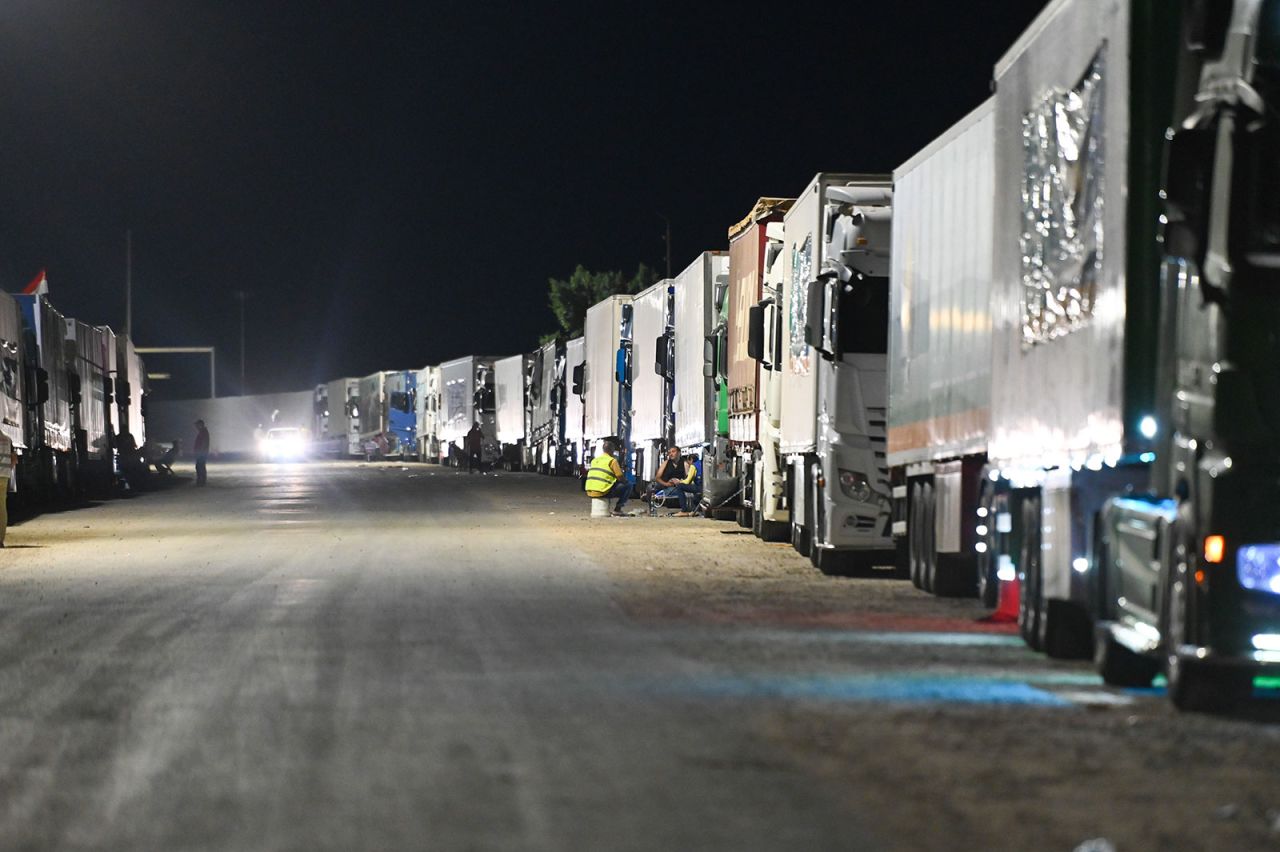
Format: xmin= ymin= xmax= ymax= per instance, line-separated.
xmin=0 ymin=1 xmax=1045 ymax=399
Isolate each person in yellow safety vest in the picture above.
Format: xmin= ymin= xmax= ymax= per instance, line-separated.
xmin=584 ymin=439 xmax=632 ymax=517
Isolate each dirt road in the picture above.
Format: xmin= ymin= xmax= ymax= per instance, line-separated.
xmin=1 ymin=462 xmax=1276 ymax=850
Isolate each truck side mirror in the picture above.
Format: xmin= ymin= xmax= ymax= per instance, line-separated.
xmin=103 ymin=376 xmax=114 ymax=406
xmin=572 ymin=363 xmax=585 ymax=396
xmin=34 ymin=367 xmax=50 ymax=407
xmin=654 ymin=335 xmax=669 ymax=377
xmin=68 ymin=371 xmax=82 ymax=405
xmin=615 ymin=345 xmax=632 ymax=386
xmin=140 ymin=392 xmax=149 ymax=419
xmin=805 ymin=276 xmax=839 ymax=359
xmin=314 ymin=397 xmax=328 ymax=416
xmin=748 ymin=304 xmax=765 ymax=363
xmin=702 ymin=337 xmax=715 ymax=378
xmin=717 ymin=328 xmax=728 ymax=377
xmin=347 ymin=401 xmax=359 ymax=418
xmin=117 ymin=379 xmax=131 ymax=407
xmin=712 ymin=280 xmax=728 ymax=313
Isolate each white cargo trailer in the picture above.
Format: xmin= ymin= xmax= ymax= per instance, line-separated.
xmin=582 ymin=295 xmax=630 ymax=456
xmin=776 ymin=174 xmax=894 ymax=574
xmin=494 ymin=353 xmax=530 ymax=468
xmin=672 ymin=252 xmax=731 ymax=509
xmin=414 ymin=365 xmax=441 ymax=462
xmin=629 ymin=280 xmax=673 ymax=482
xmin=64 ymin=319 xmax=113 ymax=493
xmin=0 ymin=293 xmax=25 ymax=453
xmin=889 ymin=99 xmax=997 ymax=598
xmin=438 ymin=355 xmax=499 ymax=465
xmin=315 ymin=377 xmax=361 ymax=457
xmin=563 ymin=336 xmax=585 ymax=470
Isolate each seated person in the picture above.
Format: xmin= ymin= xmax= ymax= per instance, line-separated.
xmin=654 ymin=446 xmax=699 ymax=514
xmin=153 ymin=440 xmax=180 ymax=475
xmin=585 ymin=439 xmax=632 ymax=516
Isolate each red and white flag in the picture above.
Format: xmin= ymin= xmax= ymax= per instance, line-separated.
xmin=22 ymin=269 xmax=48 ymax=296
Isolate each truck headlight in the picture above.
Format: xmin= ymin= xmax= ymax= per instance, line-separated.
xmin=1238 ymin=544 xmax=1280 ymax=595
xmin=838 ymin=469 xmax=873 ymax=502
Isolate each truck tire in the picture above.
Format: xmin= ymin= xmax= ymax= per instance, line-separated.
xmin=737 ymin=508 xmax=752 ymax=529
xmin=1167 ymin=658 xmax=1253 ymax=713
xmin=921 ymin=482 xmax=937 ymax=594
xmin=1160 ymin=543 xmax=1253 ymax=712
xmin=908 ymin=482 xmax=923 ymax=588
xmin=754 ymin=509 xmax=789 ymax=543
xmin=1094 ymin=626 xmax=1158 ymax=688
xmin=1043 ymin=599 xmax=1093 ymax=659
xmin=791 ymin=470 xmax=812 ymax=557
xmin=1018 ymin=496 xmax=1043 ymax=652
xmin=934 ymin=555 xmax=977 ymax=598
xmin=975 ymin=486 xmax=999 ymax=608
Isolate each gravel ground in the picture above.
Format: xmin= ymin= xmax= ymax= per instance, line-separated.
xmin=0 ymin=462 xmax=1276 ymax=851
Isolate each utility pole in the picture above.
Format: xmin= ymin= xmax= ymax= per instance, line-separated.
xmin=658 ymin=214 xmax=672 ymax=280
xmin=233 ymin=290 xmax=248 ymax=394
xmin=125 ymin=229 xmax=132 ymax=337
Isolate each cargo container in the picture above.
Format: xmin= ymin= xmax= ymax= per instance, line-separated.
xmin=672 ymin=252 xmax=731 ymax=509
xmin=957 ymin=0 xmax=1280 ymax=711
xmin=746 ymin=220 xmax=792 ymax=541
xmin=314 ymin=377 xmax=361 ymax=457
xmin=729 ymin=199 xmax=793 ymax=531
xmin=16 ymin=293 xmax=75 ymax=502
xmin=494 ymin=353 xmax=531 ymax=468
xmin=415 ymin=366 xmax=441 ymax=462
xmin=563 ymin=336 xmax=586 ymax=470
xmin=888 ymin=99 xmax=997 ymax=600
xmin=582 ymin=295 xmax=631 ymax=459
xmin=529 ymin=340 xmax=576 ymax=474
xmin=0 ymin=293 xmax=25 ymax=456
xmin=771 ymin=174 xmax=894 ymax=573
xmin=115 ymin=334 xmax=147 ymax=452
xmin=64 ymin=319 xmax=113 ymax=493
xmin=629 ymin=280 xmax=673 ymax=483
xmin=438 ymin=355 xmax=499 ymax=466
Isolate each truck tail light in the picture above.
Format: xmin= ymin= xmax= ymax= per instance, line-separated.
xmin=1204 ymin=535 xmax=1226 ymax=564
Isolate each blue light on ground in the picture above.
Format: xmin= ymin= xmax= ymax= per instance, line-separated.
xmin=739 ymin=630 xmax=1026 ymax=648
xmin=685 ymin=675 xmax=1071 ymax=707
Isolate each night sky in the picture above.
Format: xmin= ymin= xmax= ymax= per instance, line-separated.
xmin=0 ymin=2 xmax=1046 ymax=399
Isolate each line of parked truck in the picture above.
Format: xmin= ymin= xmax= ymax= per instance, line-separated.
xmin=307 ymin=0 xmax=1279 ymax=711
xmin=0 ymin=278 xmax=150 ymax=513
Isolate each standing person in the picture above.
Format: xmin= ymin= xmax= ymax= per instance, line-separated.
xmin=584 ymin=439 xmax=631 ymax=517
xmin=464 ymin=422 xmax=484 ymax=473
xmin=193 ymin=419 xmax=210 ymax=487
xmin=0 ymin=432 xmax=13 ymax=546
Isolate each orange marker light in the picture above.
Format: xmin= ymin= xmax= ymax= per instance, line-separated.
xmin=1204 ymin=535 xmax=1226 ymax=564
xmin=1194 ymin=570 xmax=1206 ymax=585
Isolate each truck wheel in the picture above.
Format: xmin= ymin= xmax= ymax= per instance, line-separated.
xmin=1095 ymin=626 xmax=1159 ymax=688
xmin=908 ymin=482 xmax=923 ymax=588
xmin=975 ymin=487 xmax=999 ymax=608
xmin=792 ymin=470 xmax=812 ymax=557
xmin=737 ymin=508 xmax=752 ymax=529
xmin=1043 ymin=599 xmax=1093 ymax=659
xmin=1168 ymin=657 xmax=1253 ymax=713
xmin=1018 ymin=496 xmax=1043 ymax=651
xmin=921 ymin=483 xmax=937 ymax=594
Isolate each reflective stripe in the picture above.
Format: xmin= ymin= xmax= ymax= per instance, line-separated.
xmin=584 ymin=454 xmax=618 ymax=494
